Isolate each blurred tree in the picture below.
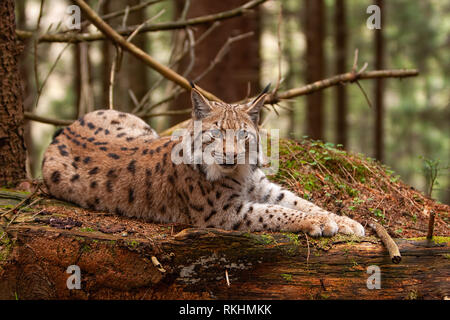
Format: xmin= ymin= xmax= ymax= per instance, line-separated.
xmin=304 ymin=0 xmax=325 ymax=140
xmin=16 ymin=0 xmax=36 ymax=177
xmin=0 ymin=0 xmax=27 ymax=184
xmin=74 ymin=26 xmax=94 ymax=116
xmin=334 ymin=0 xmax=348 ymax=147
xmin=374 ymin=0 xmax=384 ymax=161
xmin=169 ymin=0 xmax=261 ymax=127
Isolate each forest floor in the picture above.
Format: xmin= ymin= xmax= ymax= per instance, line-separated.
xmin=271 ymin=139 xmax=449 ymax=239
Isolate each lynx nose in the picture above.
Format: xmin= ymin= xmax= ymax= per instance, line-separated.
xmin=224 ymin=152 xmax=238 ymax=164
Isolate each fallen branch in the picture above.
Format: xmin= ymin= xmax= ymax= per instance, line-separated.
xmin=368 ymin=221 xmax=402 ymax=264
xmin=16 ymin=0 xmax=267 ymax=43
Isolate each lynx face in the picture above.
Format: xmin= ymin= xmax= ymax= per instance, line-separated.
xmin=183 ymin=88 xmax=266 ymax=180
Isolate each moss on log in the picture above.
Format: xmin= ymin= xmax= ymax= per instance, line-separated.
xmin=1 ymin=221 xmax=448 ymax=300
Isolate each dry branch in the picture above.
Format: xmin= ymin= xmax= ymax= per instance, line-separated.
xmin=270 ymin=69 xmax=419 ymax=104
xmin=24 ymin=112 xmax=73 ymax=126
xmin=368 ymin=221 xmax=402 ymax=264
xmin=16 ymin=0 xmax=267 ymax=43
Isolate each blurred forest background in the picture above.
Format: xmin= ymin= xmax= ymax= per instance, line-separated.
xmin=13 ymin=0 xmax=450 ymax=204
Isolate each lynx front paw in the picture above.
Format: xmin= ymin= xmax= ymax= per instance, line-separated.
xmin=296 ymin=214 xmax=339 ymax=237
xmin=294 ymin=214 xmax=364 ymax=237
xmin=333 ymin=215 xmax=365 ymax=236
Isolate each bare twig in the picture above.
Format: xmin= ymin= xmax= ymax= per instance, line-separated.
xmin=17 ymin=0 xmax=267 ymax=43
xmin=142 ymin=108 xmax=191 ymax=119
xmin=193 ymin=31 xmax=255 ymax=83
xmin=79 ymin=0 xmax=165 ymax=31
xmin=24 ymin=112 xmax=73 ymax=126
xmin=133 ymin=21 xmax=221 ymax=115
xmin=368 ymin=221 xmax=401 ymax=264
xmin=73 ymin=0 xmax=221 ymax=102
xmin=35 ymin=42 xmax=71 ymax=109
xmin=270 ymin=69 xmax=419 ymax=104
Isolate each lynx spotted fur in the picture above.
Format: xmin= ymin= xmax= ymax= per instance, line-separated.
xmin=42 ymin=88 xmax=364 ymax=237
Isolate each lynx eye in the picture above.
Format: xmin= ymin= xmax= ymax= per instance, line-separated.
xmin=237 ymin=129 xmax=249 ymax=140
xmin=209 ymin=129 xmax=223 ymax=139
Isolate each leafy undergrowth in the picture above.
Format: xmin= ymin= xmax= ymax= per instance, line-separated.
xmin=268 ymin=139 xmax=449 ymax=238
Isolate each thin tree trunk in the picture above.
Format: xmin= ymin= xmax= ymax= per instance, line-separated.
xmin=100 ymin=0 xmax=148 ymax=112
xmin=16 ymin=0 xmax=36 ymax=178
xmin=0 ymin=0 xmax=27 ymax=185
xmin=304 ymin=0 xmax=325 ymax=140
xmin=169 ymin=0 xmax=261 ymax=127
xmin=335 ymin=0 xmax=347 ymax=147
xmin=374 ymin=0 xmax=384 ymax=161
xmin=124 ymin=0 xmax=148 ymax=112
xmin=100 ymin=0 xmax=112 ymax=109
xmin=74 ymin=41 xmax=94 ymax=117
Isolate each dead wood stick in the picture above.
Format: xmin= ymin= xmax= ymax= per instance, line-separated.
xmin=427 ymin=209 xmax=436 ymax=240
xmin=368 ymin=221 xmax=402 ymax=264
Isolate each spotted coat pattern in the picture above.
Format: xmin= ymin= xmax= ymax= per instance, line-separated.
xmin=42 ymin=90 xmax=364 ymax=237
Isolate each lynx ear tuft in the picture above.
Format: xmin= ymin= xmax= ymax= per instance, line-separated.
xmin=191 ymin=88 xmax=212 ymax=120
xmin=189 ymin=80 xmax=196 ymax=89
xmin=246 ymin=84 xmax=270 ymax=125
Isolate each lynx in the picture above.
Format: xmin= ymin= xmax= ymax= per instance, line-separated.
xmin=42 ymin=86 xmax=364 ymax=237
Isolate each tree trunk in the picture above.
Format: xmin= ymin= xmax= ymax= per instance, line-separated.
xmin=374 ymin=0 xmax=384 ymax=161
xmin=169 ymin=0 xmax=261 ymax=127
xmin=16 ymin=0 xmax=36 ymax=178
xmin=1 ymin=221 xmax=448 ymax=300
xmin=0 ymin=0 xmax=27 ymax=185
xmin=334 ymin=0 xmax=348 ymax=147
xmin=304 ymin=0 xmax=325 ymax=141
xmin=74 ymin=35 xmax=95 ymax=117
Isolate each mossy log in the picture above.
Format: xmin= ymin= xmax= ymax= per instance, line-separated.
xmin=1 ymin=221 xmax=449 ymax=300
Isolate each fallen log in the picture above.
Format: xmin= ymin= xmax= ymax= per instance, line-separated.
xmin=1 ymin=221 xmax=448 ymax=300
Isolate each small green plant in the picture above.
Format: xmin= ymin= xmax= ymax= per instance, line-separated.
xmin=369 ymin=208 xmax=385 ymax=221
xmin=281 ymin=273 xmax=293 ymax=282
xmin=80 ymin=227 xmax=95 ymax=232
xmin=419 ymin=156 xmax=448 ymax=198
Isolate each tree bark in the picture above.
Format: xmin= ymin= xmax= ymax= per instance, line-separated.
xmin=334 ymin=0 xmax=348 ymax=147
xmin=304 ymin=0 xmax=326 ymax=141
xmin=169 ymin=0 xmax=261 ymax=127
xmin=374 ymin=0 xmax=384 ymax=161
xmin=0 ymin=0 xmax=27 ymax=185
xmin=1 ymin=223 xmax=448 ymax=300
